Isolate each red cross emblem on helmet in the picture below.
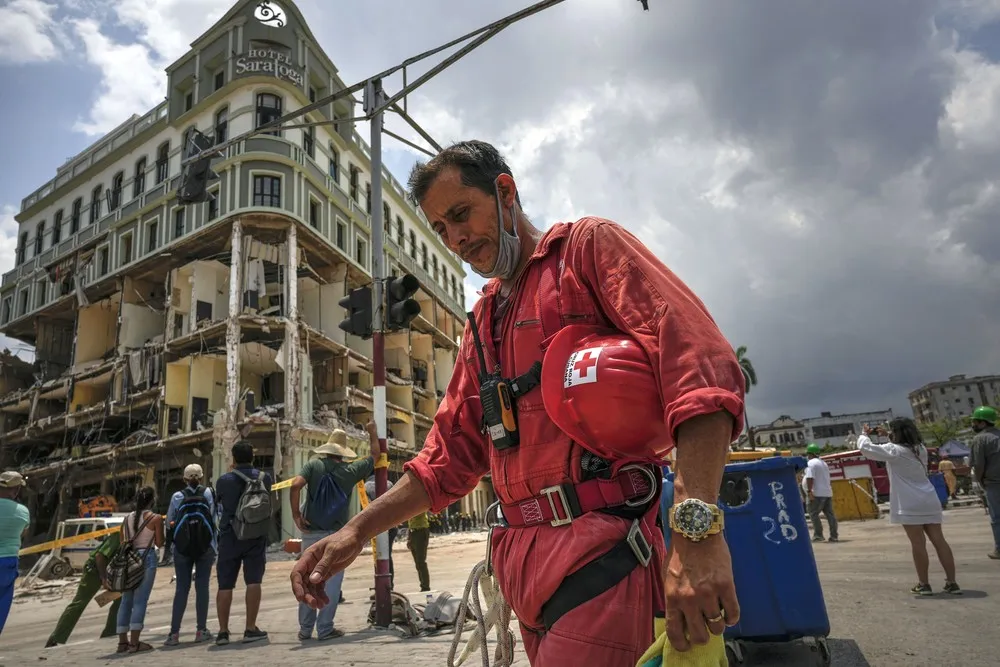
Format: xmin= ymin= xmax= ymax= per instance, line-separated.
xmin=541 ymin=324 xmax=670 ymax=460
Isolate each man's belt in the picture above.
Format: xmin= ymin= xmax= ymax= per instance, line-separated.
xmin=500 ymin=464 xmax=658 ymax=528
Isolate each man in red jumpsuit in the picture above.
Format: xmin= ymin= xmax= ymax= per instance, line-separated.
xmin=292 ymin=140 xmax=746 ymax=665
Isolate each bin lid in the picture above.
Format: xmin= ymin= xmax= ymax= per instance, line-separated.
xmin=724 ymin=455 xmax=807 ymax=473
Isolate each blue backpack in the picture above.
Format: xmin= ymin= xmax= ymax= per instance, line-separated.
xmin=309 ymin=471 xmax=349 ymax=531
xmin=172 ymin=486 xmax=215 ymax=558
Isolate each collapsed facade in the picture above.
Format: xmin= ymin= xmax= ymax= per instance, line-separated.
xmin=0 ymin=0 xmax=497 ymax=546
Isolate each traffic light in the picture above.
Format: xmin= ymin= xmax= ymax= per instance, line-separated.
xmin=385 ymin=273 xmax=421 ymax=331
xmin=339 ymin=286 xmax=373 ymax=339
xmin=177 ymin=129 xmax=222 ymax=204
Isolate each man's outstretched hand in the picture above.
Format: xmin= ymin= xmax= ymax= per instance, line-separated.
xmin=291 ymin=529 xmax=365 ymax=609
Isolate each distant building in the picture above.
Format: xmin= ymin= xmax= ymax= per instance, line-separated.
xmin=908 ymin=374 xmax=1000 ymax=424
xmin=802 ymin=409 xmax=894 ymax=449
xmin=751 ymin=415 xmax=807 ymax=448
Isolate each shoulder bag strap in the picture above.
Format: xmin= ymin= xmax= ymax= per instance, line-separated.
xmin=535 ymin=238 xmax=565 ymax=340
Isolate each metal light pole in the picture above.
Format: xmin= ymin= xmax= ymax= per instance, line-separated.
xmin=365 ymin=78 xmax=394 ymax=627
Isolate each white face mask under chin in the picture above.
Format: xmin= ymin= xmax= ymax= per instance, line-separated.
xmin=473 ymin=181 xmax=521 ymax=281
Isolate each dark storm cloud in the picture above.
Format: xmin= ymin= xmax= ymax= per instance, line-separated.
xmin=299 ymin=0 xmax=1000 ymax=422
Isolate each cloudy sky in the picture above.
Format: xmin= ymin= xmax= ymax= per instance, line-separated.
xmin=2 ymin=0 xmax=1000 ymax=427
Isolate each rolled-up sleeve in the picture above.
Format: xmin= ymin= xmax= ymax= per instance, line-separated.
xmin=572 ymin=219 xmax=745 ymax=445
xmin=403 ymin=322 xmax=491 ymax=512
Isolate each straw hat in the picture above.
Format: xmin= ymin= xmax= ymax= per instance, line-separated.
xmin=312 ymin=429 xmax=357 ymax=459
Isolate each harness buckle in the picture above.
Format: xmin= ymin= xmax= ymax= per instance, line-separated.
xmin=621 ymin=464 xmax=659 ymax=508
xmin=626 ymin=519 xmax=652 ymax=568
xmin=540 ymin=485 xmax=574 ymax=527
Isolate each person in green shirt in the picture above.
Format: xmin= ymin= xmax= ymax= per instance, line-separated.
xmin=407 ymin=511 xmax=431 ymax=592
xmin=45 ymin=530 xmax=122 ymax=647
xmin=289 ymin=423 xmax=383 ymax=640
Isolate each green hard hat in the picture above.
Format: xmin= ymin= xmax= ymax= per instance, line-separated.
xmin=806 ymin=443 xmax=821 ymax=455
xmin=972 ymin=406 xmax=998 ymax=423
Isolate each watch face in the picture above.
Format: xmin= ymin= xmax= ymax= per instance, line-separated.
xmin=676 ymin=500 xmax=714 ymax=535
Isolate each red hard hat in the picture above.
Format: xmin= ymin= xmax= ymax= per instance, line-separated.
xmin=541 ymin=324 xmax=670 ymax=460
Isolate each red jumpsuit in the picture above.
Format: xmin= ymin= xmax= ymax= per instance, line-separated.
xmin=404 ymin=218 xmax=745 ymax=666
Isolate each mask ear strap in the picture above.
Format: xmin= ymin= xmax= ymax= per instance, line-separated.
xmin=495 ymin=177 xmax=518 ymax=240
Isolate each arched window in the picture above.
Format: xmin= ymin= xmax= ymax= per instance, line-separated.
xmin=255 ymin=93 xmax=282 ymax=136
xmin=215 ymin=106 xmax=229 ymax=143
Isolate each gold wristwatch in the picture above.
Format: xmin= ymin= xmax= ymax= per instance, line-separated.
xmin=669 ymin=498 xmax=725 ymax=542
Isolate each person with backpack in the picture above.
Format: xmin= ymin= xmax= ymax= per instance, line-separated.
xmin=113 ymin=486 xmax=162 ymax=654
xmin=164 ymin=463 xmax=217 ymax=646
xmin=289 ymin=422 xmax=383 ymax=640
xmin=213 ymin=440 xmax=272 ymax=646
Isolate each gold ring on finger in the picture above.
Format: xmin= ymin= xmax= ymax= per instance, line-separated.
xmin=706 ymin=612 xmax=725 ymax=624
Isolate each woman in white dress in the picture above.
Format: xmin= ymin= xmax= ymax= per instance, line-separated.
xmin=858 ymin=418 xmax=961 ymax=596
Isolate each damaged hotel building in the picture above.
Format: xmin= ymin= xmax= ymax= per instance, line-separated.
xmin=0 ymin=0 xmax=495 ymax=546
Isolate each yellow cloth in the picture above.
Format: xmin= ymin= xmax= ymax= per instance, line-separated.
xmin=408 ymin=511 xmax=430 ymax=530
xmin=636 ymin=617 xmax=727 ymax=667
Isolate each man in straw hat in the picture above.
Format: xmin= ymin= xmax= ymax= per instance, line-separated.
xmin=289 ymin=421 xmax=384 ymax=640
xmin=0 ymin=471 xmax=29 ymax=635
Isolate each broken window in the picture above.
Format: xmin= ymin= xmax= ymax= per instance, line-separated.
xmin=71 ymin=198 xmax=82 ymax=233
xmin=156 ymin=142 xmax=169 ymax=184
xmin=207 ymin=192 xmax=218 ymax=220
xmin=98 ymin=247 xmax=109 ymax=275
xmin=52 ymin=210 xmax=62 ymax=245
xmin=309 ymin=199 xmax=319 ymax=228
xmin=121 ymin=233 xmax=133 ymax=265
xmin=356 ymin=238 xmax=368 ymax=267
xmin=133 ymin=157 xmax=146 ymax=197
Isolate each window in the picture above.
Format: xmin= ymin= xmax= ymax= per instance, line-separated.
xmin=1 ymin=297 xmax=11 ymax=324
xmin=52 ymin=210 xmax=62 ymax=245
xmin=336 ymin=221 xmax=346 ymax=250
xmin=181 ymin=127 xmax=196 ymax=156
xmin=98 ymin=247 xmax=109 ymax=275
xmin=309 ymin=86 xmax=317 ymax=103
xmin=255 ymin=93 xmax=282 ymax=136
xmin=110 ymin=171 xmax=124 ymax=209
xmin=303 ymin=126 xmax=315 ymax=158
xmin=89 ymin=185 xmax=102 ymax=224
xmin=409 ymin=230 xmax=416 ymax=258
xmin=451 ymin=275 xmax=458 ymax=300
xmin=215 ymin=107 xmax=228 ymax=144
xmin=120 ymin=233 xmax=133 ymax=265
xmin=421 ymin=242 xmax=428 ymax=270
xmin=207 ymin=191 xmax=218 ymax=221
xmin=442 ymin=267 xmax=447 ymax=288
xmin=309 ymin=199 xmax=320 ymax=228
xmin=16 ymin=232 xmax=26 ymax=264
xmin=365 ymin=183 xmax=372 ymax=214
xmin=214 ymin=70 xmax=225 ymax=91
xmin=382 ymin=203 xmax=391 ymax=235
xmin=156 ymin=142 xmax=170 ymax=183
xmin=18 ymin=289 xmax=28 ymax=317
xmin=133 ymin=157 xmax=146 ymax=197
xmin=184 ymin=92 xmax=193 ymax=112
xmin=252 ymin=175 xmax=281 ymax=207
xmin=35 ymin=279 xmax=46 ymax=309
xmin=147 ymin=220 xmax=159 ymax=253
xmin=432 ymin=255 xmax=438 ymax=281
xmin=349 ymin=166 xmax=359 ymax=202
xmin=70 ymin=198 xmax=82 ymax=233
xmin=396 ymin=217 xmax=404 ymax=245
xmin=174 ymin=208 xmax=185 ymax=239
xmin=329 ymin=145 xmax=339 ymax=182
xmin=34 ymin=221 xmax=45 ymax=255
xmin=356 ymin=238 xmax=368 ymax=267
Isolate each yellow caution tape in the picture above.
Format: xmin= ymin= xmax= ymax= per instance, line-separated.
xmin=270 ymin=478 xmax=295 ymax=492
xmin=18 ymin=525 xmax=120 ymax=557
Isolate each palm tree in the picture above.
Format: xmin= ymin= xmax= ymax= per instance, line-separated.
xmin=735 ymin=346 xmax=758 ymax=450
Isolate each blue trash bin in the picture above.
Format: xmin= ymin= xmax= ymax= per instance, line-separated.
xmin=661 ymin=457 xmax=831 ymax=664
xmin=929 ymin=472 xmax=949 ymax=507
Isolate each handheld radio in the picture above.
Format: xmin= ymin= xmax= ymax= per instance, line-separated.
xmin=467 ymin=311 xmax=519 ymax=450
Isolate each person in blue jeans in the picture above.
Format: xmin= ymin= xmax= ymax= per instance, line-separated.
xmin=115 ymin=486 xmax=163 ymax=654
xmin=0 ymin=471 xmax=30 ymax=637
xmin=164 ymin=463 xmax=216 ymax=646
xmin=289 ymin=423 xmax=381 ymax=640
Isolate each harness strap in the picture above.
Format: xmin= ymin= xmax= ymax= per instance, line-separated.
xmin=500 ymin=466 xmax=656 ymax=528
xmin=508 ymin=362 xmax=541 ymax=398
xmin=540 ymin=519 xmax=653 ymax=631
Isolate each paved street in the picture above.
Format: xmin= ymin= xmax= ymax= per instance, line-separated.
xmin=1 ymin=508 xmax=998 ymax=666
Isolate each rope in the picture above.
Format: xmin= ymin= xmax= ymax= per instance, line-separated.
xmin=446 ymin=559 xmax=516 ymax=667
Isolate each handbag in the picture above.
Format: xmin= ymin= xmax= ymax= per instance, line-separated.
xmin=106 ymin=512 xmax=154 ymax=592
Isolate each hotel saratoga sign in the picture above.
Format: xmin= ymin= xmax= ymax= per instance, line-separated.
xmin=235 ymin=44 xmax=304 ymax=86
